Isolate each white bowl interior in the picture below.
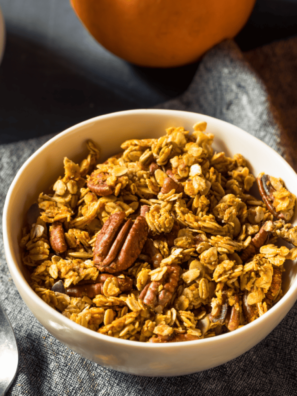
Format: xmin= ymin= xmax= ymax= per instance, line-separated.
xmin=4 ymin=109 xmax=297 ymax=375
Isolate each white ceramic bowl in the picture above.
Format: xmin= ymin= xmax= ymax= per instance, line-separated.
xmin=3 ymin=109 xmax=297 ymax=377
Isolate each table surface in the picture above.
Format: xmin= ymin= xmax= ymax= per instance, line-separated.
xmin=0 ymin=0 xmax=297 ymax=144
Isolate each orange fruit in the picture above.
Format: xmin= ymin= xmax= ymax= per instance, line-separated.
xmin=71 ymin=0 xmax=256 ymax=67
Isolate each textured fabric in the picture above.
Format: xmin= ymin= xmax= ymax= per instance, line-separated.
xmin=2 ymin=38 xmax=297 ymax=395
xmin=245 ymin=38 xmax=297 ymax=171
xmin=158 ymin=40 xmax=288 ymax=163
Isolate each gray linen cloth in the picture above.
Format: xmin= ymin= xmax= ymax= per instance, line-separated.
xmin=1 ymin=38 xmax=297 ymax=395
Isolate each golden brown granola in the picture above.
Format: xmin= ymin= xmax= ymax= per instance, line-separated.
xmin=21 ymin=123 xmax=297 ymax=342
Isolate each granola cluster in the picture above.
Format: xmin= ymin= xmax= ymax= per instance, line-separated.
xmin=21 ymin=122 xmax=297 ymax=343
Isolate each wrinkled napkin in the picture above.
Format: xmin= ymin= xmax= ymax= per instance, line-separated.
xmin=1 ymin=38 xmax=297 ymax=395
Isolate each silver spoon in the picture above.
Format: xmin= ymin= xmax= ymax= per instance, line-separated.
xmin=0 ymin=303 xmax=18 ymax=395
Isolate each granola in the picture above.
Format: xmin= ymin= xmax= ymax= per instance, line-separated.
xmin=21 ymin=122 xmax=296 ymax=342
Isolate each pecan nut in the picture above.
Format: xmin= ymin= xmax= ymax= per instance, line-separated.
xmin=93 ymin=211 xmax=126 ymax=263
xmin=142 ymin=238 xmax=163 ymax=268
xmin=139 ymin=281 xmax=160 ymax=308
xmin=65 ymin=274 xmax=133 ymax=298
xmin=226 ymin=294 xmax=240 ymax=331
xmin=140 ymin=205 xmax=150 ymax=217
xmin=49 ymin=222 xmax=67 ymax=254
xmin=87 ymin=171 xmax=114 ymax=196
xmin=94 ymin=212 xmax=148 ymax=273
xmin=149 ymin=162 xmax=160 ymax=175
xmin=161 ymin=177 xmax=183 ymax=195
xmin=139 ymin=265 xmax=181 ymax=311
xmin=241 ymin=221 xmax=273 ymax=262
xmin=66 ymin=283 xmax=103 ymax=298
xmin=166 ymin=223 xmax=180 ymax=248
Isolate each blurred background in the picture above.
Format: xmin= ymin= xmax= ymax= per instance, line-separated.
xmin=0 ymin=0 xmax=297 ymax=144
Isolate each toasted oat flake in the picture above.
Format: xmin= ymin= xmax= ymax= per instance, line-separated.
xmin=149 ymin=266 xmax=167 ymax=281
xmin=181 ymin=269 xmax=200 ymax=284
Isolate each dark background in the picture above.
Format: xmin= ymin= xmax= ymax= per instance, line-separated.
xmin=0 ymin=0 xmax=297 ymax=144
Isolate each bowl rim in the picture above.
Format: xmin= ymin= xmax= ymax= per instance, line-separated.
xmin=3 ymin=108 xmax=297 ymax=349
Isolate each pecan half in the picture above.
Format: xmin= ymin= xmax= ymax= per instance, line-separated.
xmin=149 ymin=333 xmax=199 ymax=343
xmin=257 ymin=174 xmax=284 ymax=220
xmin=65 ymin=274 xmax=133 ymax=298
xmin=226 ymin=295 xmax=240 ymax=331
xmin=142 ymin=238 xmax=163 ymax=268
xmin=241 ymin=221 xmax=274 ymax=262
xmin=139 ymin=265 xmax=181 ymax=311
xmin=139 ymin=281 xmax=160 ymax=308
xmin=149 ymin=162 xmax=160 ymax=175
xmin=49 ymin=222 xmax=67 ymax=254
xmin=166 ymin=223 xmax=180 ymax=248
xmin=94 ymin=211 xmax=126 ymax=264
xmin=94 ymin=212 xmax=148 ymax=273
xmin=161 ymin=177 xmax=183 ymax=195
xmin=140 ymin=205 xmax=150 ymax=217
xmin=87 ymin=171 xmax=114 ymax=196
xmin=66 ymin=283 xmax=103 ymax=298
